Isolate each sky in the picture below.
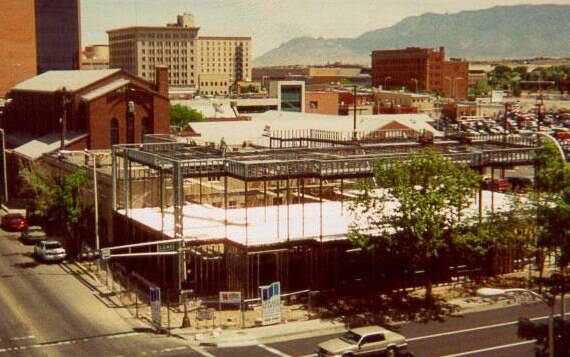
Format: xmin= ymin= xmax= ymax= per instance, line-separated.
xmin=82 ymin=0 xmax=569 ymax=58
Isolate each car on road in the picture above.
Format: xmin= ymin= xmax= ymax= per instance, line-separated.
xmin=34 ymin=240 xmax=66 ymax=262
xmin=317 ymin=325 xmax=408 ymax=357
xmin=20 ymin=226 xmax=47 ymax=245
xmin=1 ymin=213 xmax=28 ymax=232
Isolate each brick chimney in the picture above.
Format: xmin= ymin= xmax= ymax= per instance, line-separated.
xmin=155 ymin=65 xmax=169 ymax=96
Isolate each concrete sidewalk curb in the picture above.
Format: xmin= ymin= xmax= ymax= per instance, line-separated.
xmin=172 ymin=319 xmax=347 ymax=348
xmin=72 ymin=261 xmax=100 ymax=283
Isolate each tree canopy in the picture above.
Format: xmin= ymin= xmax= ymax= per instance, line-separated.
xmin=170 ymin=104 xmax=206 ymax=128
xmin=349 ymin=150 xmax=480 ymax=301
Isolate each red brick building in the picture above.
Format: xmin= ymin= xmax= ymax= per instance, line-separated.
xmin=3 ymin=66 xmax=170 ymax=152
xmin=371 ymin=47 xmax=468 ymax=99
xmin=0 ymin=0 xmax=37 ymax=97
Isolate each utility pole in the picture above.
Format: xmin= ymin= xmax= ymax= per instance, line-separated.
xmin=0 ymin=129 xmax=7 ymax=204
xmin=60 ymin=87 xmax=69 ymax=149
xmin=352 ymin=85 xmax=357 ymax=141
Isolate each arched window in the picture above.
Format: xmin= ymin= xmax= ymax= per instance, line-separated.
xmin=110 ymin=118 xmax=119 ymax=146
xmin=141 ymin=117 xmax=151 ymax=143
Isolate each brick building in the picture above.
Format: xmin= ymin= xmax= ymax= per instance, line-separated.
xmin=3 ymin=66 xmax=170 ymax=153
xmin=442 ymin=102 xmax=478 ymax=120
xmin=0 ymin=0 xmax=37 ymax=97
xmin=371 ymin=47 xmax=468 ymax=99
xmin=0 ymin=0 xmax=81 ymax=98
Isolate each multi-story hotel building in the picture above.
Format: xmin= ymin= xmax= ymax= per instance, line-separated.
xmin=371 ymin=47 xmax=468 ymax=99
xmin=108 ymin=14 xmax=251 ymax=95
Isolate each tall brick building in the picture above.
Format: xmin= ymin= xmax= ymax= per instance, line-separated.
xmin=0 ymin=0 xmax=37 ymax=97
xmin=3 ymin=67 xmax=170 ymax=153
xmin=0 ymin=0 xmax=81 ymax=98
xmin=371 ymin=47 xmax=468 ymax=99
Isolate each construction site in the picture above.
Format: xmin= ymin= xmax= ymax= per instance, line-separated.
xmin=109 ymin=129 xmax=550 ymax=300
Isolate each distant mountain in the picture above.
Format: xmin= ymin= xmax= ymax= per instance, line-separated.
xmin=254 ymin=4 xmax=570 ymax=66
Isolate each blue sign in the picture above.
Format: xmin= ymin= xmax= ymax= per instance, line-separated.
xmin=260 ymin=282 xmax=281 ymax=325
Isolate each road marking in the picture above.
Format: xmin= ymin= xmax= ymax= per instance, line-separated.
xmin=407 ymin=312 xmax=569 ymax=342
xmin=0 ymin=331 xmax=141 ymax=354
xmin=441 ymin=340 xmax=536 ymax=356
xmin=9 ymin=335 xmax=35 ymax=341
xmin=190 ymin=345 xmax=217 ymax=357
xmin=258 ymin=344 xmax=293 ymax=357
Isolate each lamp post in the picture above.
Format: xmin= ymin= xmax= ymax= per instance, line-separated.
xmin=477 ymin=288 xmax=554 ymax=357
xmin=83 ymin=149 xmax=100 ymax=252
xmin=0 ymin=128 xmax=7 ymax=205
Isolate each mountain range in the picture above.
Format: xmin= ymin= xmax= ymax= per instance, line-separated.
xmin=253 ymin=4 xmax=570 ymax=67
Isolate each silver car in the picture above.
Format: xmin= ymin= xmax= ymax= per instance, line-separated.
xmin=318 ymin=326 xmax=407 ymax=357
xmin=34 ymin=240 xmax=66 ymax=262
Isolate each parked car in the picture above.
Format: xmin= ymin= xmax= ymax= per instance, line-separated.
xmin=34 ymin=240 xmax=66 ymax=262
xmin=20 ymin=226 xmax=47 ymax=245
xmin=317 ymin=326 xmax=408 ymax=357
xmin=1 ymin=213 xmax=28 ymax=232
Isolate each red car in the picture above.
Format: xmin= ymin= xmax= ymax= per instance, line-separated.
xmin=1 ymin=213 xmax=28 ymax=232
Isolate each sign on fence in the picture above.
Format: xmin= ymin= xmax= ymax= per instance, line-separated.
xmin=219 ymin=291 xmax=241 ymax=304
xmin=150 ymin=287 xmax=161 ymax=329
xmin=157 ymin=242 xmax=176 ymax=252
xmin=260 ymin=282 xmax=281 ymax=326
xmin=100 ymin=248 xmax=110 ymax=260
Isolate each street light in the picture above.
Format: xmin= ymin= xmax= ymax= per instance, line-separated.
xmin=477 ymin=288 xmax=554 ymax=357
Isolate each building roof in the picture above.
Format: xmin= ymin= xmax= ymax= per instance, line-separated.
xmin=12 ymin=69 xmax=121 ymax=93
xmin=12 ymin=132 xmax=88 ymax=161
xmin=81 ymin=78 xmax=130 ymax=101
xmin=188 ymin=110 xmax=442 ymax=146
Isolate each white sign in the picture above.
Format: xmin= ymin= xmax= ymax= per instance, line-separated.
xmin=491 ymin=90 xmax=504 ymax=103
xmin=150 ymin=287 xmax=161 ymax=328
xmin=100 ymin=248 xmax=110 ymax=260
xmin=260 ymin=282 xmax=281 ymax=326
xmin=219 ymin=291 xmax=242 ymax=304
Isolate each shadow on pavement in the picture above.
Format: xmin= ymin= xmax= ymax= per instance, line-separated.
xmin=13 ymin=261 xmax=41 ymax=269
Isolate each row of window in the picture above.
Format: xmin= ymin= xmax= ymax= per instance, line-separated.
xmin=109 ymin=117 xmax=152 ymax=145
xmin=200 ymin=81 xmax=229 ymax=87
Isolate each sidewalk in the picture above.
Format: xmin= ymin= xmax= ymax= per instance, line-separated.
xmin=171 ymin=294 xmax=529 ymax=348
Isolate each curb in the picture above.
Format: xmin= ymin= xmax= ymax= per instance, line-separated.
xmin=72 ymin=261 xmax=100 ymax=283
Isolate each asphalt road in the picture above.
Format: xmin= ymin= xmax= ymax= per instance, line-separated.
xmin=205 ymin=297 xmax=569 ymax=357
xmin=0 ymin=229 xmax=198 ymax=357
xmin=0 ymin=225 xmax=564 ymax=357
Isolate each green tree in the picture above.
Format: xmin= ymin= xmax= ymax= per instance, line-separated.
xmin=170 ymin=104 xmax=206 ymax=128
xmin=20 ymin=167 xmax=91 ymax=256
xmin=472 ymin=79 xmax=492 ymax=96
xmin=349 ymin=150 xmax=480 ymax=302
xmin=239 ymin=85 xmax=259 ymax=94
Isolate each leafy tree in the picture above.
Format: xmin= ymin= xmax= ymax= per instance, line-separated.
xmin=20 ymin=167 xmax=91 ymax=256
xmin=471 ymin=79 xmax=492 ymax=96
xmin=239 ymin=85 xmax=259 ymax=94
xmin=349 ymin=150 xmax=480 ymax=302
xmin=170 ymin=104 xmax=206 ymax=128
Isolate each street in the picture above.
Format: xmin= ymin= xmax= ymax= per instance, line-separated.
xmin=0 ymin=229 xmax=198 ymax=356
xmin=0 ymin=227 xmax=565 ymax=357
xmin=206 ymin=299 xmax=569 ymax=357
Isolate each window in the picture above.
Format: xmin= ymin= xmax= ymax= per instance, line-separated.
xmin=110 ymin=118 xmax=119 ymax=146
xmin=361 ymin=334 xmax=385 ymax=345
xmin=309 ymin=101 xmax=318 ymax=109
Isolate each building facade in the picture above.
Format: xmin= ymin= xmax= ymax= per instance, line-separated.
xmin=108 ymin=13 xmax=251 ymax=94
xmin=35 ymin=0 xmax=81 ymax=73
xmin=371 ymin=47 xmax=468 ymax=99
xmin=0 ymin=0 xmax=81 ymax=97
xmin=3 ymin=67 xmax=170 ymax=151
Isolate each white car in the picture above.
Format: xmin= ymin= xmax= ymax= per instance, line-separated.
xmin=34 ymin=240 xmax=66 ymax=262
xmin=317 ymin=326 xmax=408 ymax=357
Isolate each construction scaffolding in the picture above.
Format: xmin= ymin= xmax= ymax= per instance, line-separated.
xmin=111 ymin=131 xmax=551 ymax=298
